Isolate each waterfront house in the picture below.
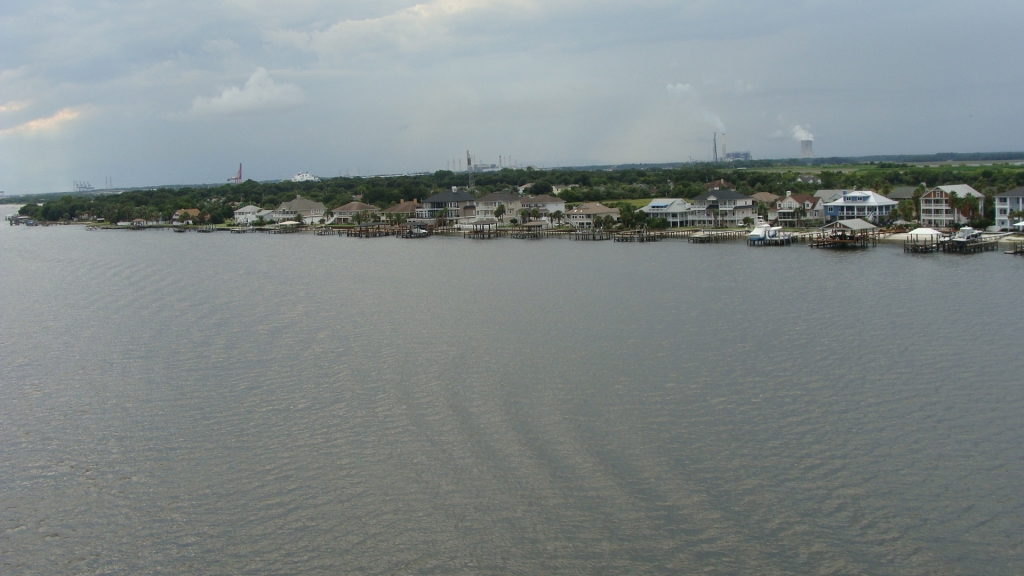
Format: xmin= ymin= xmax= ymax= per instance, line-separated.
xmin=920 ymin=185 xmax=984 ymax=228
xmin=417 ymin=187 xmax=477 ymax=220
xmin=332 ymin=201 xmax=380 ymax=224
xmin=776 ymin=191 xmax=823 ymax=227
xmin=381 ymin=200 xmax=421 ymax=220
xmin=233 ymin=205 xmax=261 ymax=225
xmin=274 ymin=195 xmax=326 ymax=224
xmin=689 ymin=189 xmax=755 ymax=227
xmin=475 ymin=191 xmax=523 ymax=221
xmin=823 ymin=190 xmax=897 ymax=223
xmin=522 ymin=194 xmax=566 ymax=219
xmin=565 ymin=202 xmax=620 ymax=228
xmin=173 ymin=208 xmax=200 ymax=224
xmin=640 ymin=198 xmax=692 ymax=227
xmin=995 ymin=186 xmax=1024 ymax=230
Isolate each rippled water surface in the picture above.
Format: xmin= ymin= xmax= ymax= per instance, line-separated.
xmin=2 ymin=216 xmax=1023 ymax=574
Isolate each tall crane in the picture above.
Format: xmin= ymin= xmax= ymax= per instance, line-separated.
xmin=227 ymin=164 xmax=242 ymax=184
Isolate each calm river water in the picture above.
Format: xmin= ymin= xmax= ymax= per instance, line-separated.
xmin=2 ymin=213 xmax=1023 ymax=574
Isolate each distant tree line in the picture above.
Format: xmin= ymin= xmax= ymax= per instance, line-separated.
xmin=16 ymin=164 xmax=1024 ymax=223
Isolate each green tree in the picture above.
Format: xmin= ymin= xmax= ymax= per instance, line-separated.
xmin=494 ymin=204 xmax=506 ymax=222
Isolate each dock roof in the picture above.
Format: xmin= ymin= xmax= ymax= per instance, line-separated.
xmin=822 ymin=218 xmax=877 ymax=231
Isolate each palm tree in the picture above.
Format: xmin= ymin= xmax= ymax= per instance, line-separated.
xmin=494 ymin=204 xmax=506 ymax=223
xmin=795 ymin=206 xmax=807 ymax=228
xmin=551 ymin=210 xmax=564 ymax=226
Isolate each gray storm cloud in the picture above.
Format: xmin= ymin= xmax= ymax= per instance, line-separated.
xmin=189 ymin=69 xmax=305 ymax=116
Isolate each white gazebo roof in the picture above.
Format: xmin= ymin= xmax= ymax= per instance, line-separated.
xmin=908 ymin=227 xmax=944 ymax=237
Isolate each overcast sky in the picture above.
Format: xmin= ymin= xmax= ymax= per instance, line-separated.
xmin=1 ymin=0 xmax=1022 ymax=193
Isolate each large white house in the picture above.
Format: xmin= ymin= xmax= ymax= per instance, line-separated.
xmin=823 ymin=190 xmax=897 ymax=223
xmin=416 ymin=187 xmax=477 ymax=220
xmin=995 ymin=186 xmax=1024 ymax=230
xmin=920 ymin=185 xmax=984 ymax=228
xmin=233 ymin=205 xmax=262 ymax=224
xmin=522 ymin=194 xmax=566 ymax=219
xmin=475 ymin=191 xmax=523 ymax=220
xmin=775 ymin=192 xmax=823 ymax=226
xmin=640 ymin=198 xmax=692 ymax=227
xmin=565 ymin=202 xmax=620 ymax=228
xmin=272 ymin=195 xmax=327 ymax=224
xmin=689 ymin=189 xmax=755 ymax=227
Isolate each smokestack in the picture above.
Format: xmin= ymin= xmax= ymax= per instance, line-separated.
xmin=713 ymin=133 xmax=718 ymax=163
xmin=800 ymin=140 xmax=814 ymax=159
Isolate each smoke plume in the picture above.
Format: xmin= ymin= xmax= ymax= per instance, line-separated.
xmin=791 ymin=125 xmax=813 ymax=141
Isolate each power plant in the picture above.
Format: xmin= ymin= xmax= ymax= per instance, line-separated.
xmin=800 ymin=140 xmax=814 ymax=159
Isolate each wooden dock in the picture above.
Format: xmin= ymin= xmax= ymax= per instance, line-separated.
xmin=1005 ymin=240 xmax=1024 ymax=255
xmin=614 ymin=230 xmax=661 ymax=242
xmin=573 ymin=230 xmax=613 ymax=241
xmin=347 ymin=223 xmax=392 ymax=238
xmin=940 ymin=237 xmax=1000 ymax=254
xmin=688 ymin=229 xmax=746 ymax=243
xmin=904 ymin=237 xmax=941 ymax=253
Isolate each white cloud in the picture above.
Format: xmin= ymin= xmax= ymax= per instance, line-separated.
xmin=0 ymin=100 xmax=31 ymax=114
xmin=266 ymin=0 xmax=541 ymax=61
xmin=0 ymin=107 xmax=81 ymax=137
xmin=189 ymin=68 xmax=305 ymax=116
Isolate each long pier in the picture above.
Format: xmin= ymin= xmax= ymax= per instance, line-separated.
xmin=688 ymin=229 xmax=747 ymax=243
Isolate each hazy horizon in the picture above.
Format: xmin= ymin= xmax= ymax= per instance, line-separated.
xmin=2 ymin=0 xmax=1022 ymax=194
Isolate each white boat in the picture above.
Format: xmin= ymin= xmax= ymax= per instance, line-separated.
xmin=748 ymin=223 xmax=788 ymax=241
xmin=290 ymin=172 xmax=321 ymax=183
xmin=953 ymin=226 xmax=981 ymax=241
xmin=748 ymin=223 xmax=771 ymax=240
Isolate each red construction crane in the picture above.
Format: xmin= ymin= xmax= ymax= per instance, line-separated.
xmin=227 ymin=163 xmax=242 ymax=184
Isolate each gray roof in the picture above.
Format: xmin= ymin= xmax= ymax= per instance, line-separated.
xmin=996 ymin=186 xmax=1024 ymax=198
xmin=888 ymin=186 xmax=917 ymax=199
xmin=476 ymin=191 xmax=521 ymax=203
xmin=279 ymin=195 xmax=326 ymax=212
xmin=814 ymin=189 xmax=845 ymax=201
xmin=423 ymin=189 xmax=475 ymax=204
xmin=822 ymin=218 xmax=877 ymax=230
xmin=692 ymin=189 xmax=748 ymax=202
